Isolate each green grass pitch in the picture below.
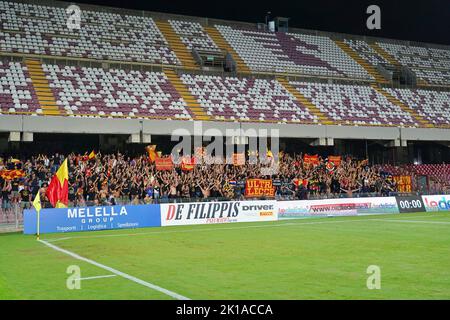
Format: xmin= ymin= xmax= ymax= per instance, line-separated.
xmin=1 ymin=212 xmax=449 ymax=299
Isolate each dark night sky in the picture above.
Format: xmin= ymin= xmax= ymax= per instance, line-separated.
xmin=62 ymin=0 xmax=450 ymax=45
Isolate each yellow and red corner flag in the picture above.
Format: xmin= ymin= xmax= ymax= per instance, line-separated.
xmin=32 ymin=191 xmax=41 ymax=213
xmin=32 ymin=191 xmax=42 ymax=240
xmin=46 ymin=159 xmax=69 ymax=208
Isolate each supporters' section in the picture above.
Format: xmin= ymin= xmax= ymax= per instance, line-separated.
xmin=216 ymin=25 xmax=371 ymax=80
xmin=180 ymin=73 xmax=317 ymax=123
xmin=43 ymin=64 xmax=192 ymax=118
xmin=289 ymin=81 xmax=417 ymax=126
xmin=0 ymin=1 xmax=180 ymax=65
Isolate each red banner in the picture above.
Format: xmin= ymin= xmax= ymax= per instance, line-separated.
xmin=327 ymin=155 xmax=341 ymax=166
xmin=303 ymin=154 xmax=319 ymax=167
xmin=181 ymin=156 xmax=196 ymax=171
xmin=245 ymin=179 xmax=275 ymax=198
xmin=155 ymin=157 xmax=173 ymax=171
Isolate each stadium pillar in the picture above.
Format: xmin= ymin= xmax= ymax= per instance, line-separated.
xmin=8 ymin=132 xmax=20 ymax=142
xmin=310 ymin=138 xmax=327 ymax=146
xmin=22 ymin=132 xmax=33 ymax=142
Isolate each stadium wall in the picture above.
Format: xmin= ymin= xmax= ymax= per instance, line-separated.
xmin=23 ymin=196 xmax=448 ymax=234
xmin=2 ymin=115 xmax=450 ymax=141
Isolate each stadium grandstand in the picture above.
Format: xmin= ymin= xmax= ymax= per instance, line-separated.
xmin=1 ymin=0 xmax=450 ymax=224
xmin=1 ymin=0 xmax=450 ymax=303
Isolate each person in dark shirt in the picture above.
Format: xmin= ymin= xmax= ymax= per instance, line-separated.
xmin=19 ymin=185 xmax=31 ymax=209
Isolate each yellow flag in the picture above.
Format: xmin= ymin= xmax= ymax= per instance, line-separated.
xmin=32 ymin=192 xmax=41 ymax=213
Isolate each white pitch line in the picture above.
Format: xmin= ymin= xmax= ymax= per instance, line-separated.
xmin=38 ymin=239 xmax=190 ymax=300
xmin=79 ymin=274 xmax=117 ymax=281
xmin=371 ymin=219 xmax=450 ymax=225
xmin=44 ymin=219 xmax=365 ymax=242
xmin=44 ymin=214 xmax=449 ymax=243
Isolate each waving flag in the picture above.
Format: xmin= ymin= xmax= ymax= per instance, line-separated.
xmin=46 ymin=159 xmax=69 ymax=208
xmin=146 ymin=145 xmax=158 ymax=163
xmin=0 ymin=169 xmax=26 ymax=180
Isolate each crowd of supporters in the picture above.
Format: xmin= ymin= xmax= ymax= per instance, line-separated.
xmin=0 ymin=150 xmax=412 ymax=214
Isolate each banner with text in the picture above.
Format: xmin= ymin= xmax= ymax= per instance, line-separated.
xmin=278 ymin=197 xmax=399 ymax=218
xmin=422 ymin=195 xmax=450 ymax=212
xmin=245 ymin=179 xmax=276 ymax=198
xmin=160 ymin=200 xmax=277 ymax=226
xmin=23 ymin=204 xmax=161 ymax=234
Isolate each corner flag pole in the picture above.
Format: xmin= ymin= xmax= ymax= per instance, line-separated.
xmin=32 ymin=192 xmax=42 ymax=240
xmin=36 ymin=208 xmax=40 ymax=240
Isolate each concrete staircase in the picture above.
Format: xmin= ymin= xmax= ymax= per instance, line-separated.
xmin=204 ymin=26 xmax=251 ymax=74
xmin=334 ymin=40 xmax=388 ymax=84
xmin=371 ymin=84 xmax=433 ymax=128
xmin=276 ymin=77 xmax=334 ymax=125
xmin=370 ymin=43 xmax=400 ymax=66
xmin=155 ymin=21 xmax=198 ymax=70
xmin=24 ymin=59 xmax=63 ymax=116
xmin=164 ymin=68 xmax=210 ymax=121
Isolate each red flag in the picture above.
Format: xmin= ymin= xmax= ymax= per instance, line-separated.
xmin=46 ymin=159 xmax=69 ymax=208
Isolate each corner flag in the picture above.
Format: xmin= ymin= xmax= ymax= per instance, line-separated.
xmin=32 ymin=192 xmax=42 ymax=240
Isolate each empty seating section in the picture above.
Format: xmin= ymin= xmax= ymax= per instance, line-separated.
xmin=377 ymin=42 xmax=450 ymax=85
xmin=1 ymin=1 xmax=450 ymax=126
xmin=289 ymin=81 xmax=417 ymax=127
xmin=215 ymin=25 xmax=371 ymax=80
xmin=169 ymin=20 xmax=220 ymax=53
xmin=43 ymin=64 xmax=192 ymax=119
xmin=384 ymin=88 xmax=450 ymax=127
xmin=0 ymin=1 xmax=180 ymax=65
xmin=0 ymin=60 xmax=39 ymax=114
xmin=343 ymin=39 xmax=388 ymax=66
xmin=180 ymin=74 xmax=316 ymax=123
